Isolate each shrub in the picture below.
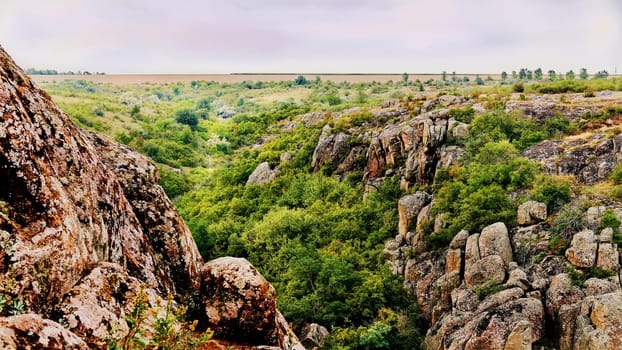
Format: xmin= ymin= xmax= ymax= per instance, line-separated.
xmin=474 ymin=282 xmax=506 ymax=300
xmin=610 ymin=164 xmax=622 ymax=185
xmin=175 ymin=109 xmax=199 ymax=128
xmin=550 ymin=203 xmax=587 ymax=247
xmin=531 ymin=176 xmax=572 ymax=212
xmin=513 ymin=82 xmax=524 ymax=93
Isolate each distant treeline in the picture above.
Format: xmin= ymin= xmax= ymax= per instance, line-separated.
xmin=26 ymin=68 xmax=106 ymax=75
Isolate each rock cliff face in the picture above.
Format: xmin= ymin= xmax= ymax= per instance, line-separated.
xmin=0 ymin=46 xmax=301 ymax=349
xmin=384 ymin=193 xmax=622 ymax=350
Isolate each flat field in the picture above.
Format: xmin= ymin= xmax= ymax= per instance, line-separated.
xmin=30 ymin=73 xmax=499 ymax=85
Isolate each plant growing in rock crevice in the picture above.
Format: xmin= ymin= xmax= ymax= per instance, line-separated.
xmin=108 ymin=287 xmax=212 ymax=350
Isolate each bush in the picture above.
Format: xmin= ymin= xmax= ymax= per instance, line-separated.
xmin=610 ymin=164 xmax=622 ymax=185
xmin=550 ymin=203 xmax=587 ymax=249
xmin=531 ymin=176 xmax=572 ymax=212
xmin=513 ymin=82 xmax=524 ymax=93
xmin=474 ymin=282 xmax=506 ymax=301
xmin=175 ymin=109 xmax=199 ymax=128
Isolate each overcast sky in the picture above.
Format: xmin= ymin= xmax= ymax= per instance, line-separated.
xmin=1 ymin=0 xmax=620 ymax=74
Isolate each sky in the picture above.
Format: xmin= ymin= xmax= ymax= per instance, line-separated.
xmin=0 ymin=0 xmax=620 ymax=74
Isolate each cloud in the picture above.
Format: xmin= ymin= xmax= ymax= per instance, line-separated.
xmin=0 ymin=0 xmax=620 ymax=73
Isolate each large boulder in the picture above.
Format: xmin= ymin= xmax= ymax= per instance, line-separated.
xmin=479 ymin=222 xmax=513 ymax=266
xmin=565 ymin=230 xmax=598 ymax=268
xmin=465 ymin=255 xmax=506 ymax=290
xmin=201 ymin=257 xmax=293 ymax=346
xmin=398 ymin=191 xmax=431 ymax=235
xmin=299 ymin=323 xmax=329 ymax=349
xmin=574 ymin=292 xmax=622 ymax=350
xmin=517 ymin=201 xmax=547 ymax=226
xmin=0 ymin=314 xmax=89 ymax=349
xmin=247 ymin=162 xmax=278 ymax=185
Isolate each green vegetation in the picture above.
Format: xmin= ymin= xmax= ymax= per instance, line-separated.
xmin=39 ymin=73 xmax=622 ymax=349
xmin=563 ymin=265 xmax=615 ymax=288
xmin=108 ymin=288 xmax=212 ymax=349
xmin=474 ymin=282 xmax=506 ymax=301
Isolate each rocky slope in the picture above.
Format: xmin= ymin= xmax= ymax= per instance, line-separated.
xmin=0 ymin=46 xmax=302 ymax=349
xmin=304 ymin=89 xmax=622 ymax=349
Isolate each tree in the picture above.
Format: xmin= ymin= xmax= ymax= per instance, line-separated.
xmin=518 ymin=68 xmax=527 ymax=80
xmin=580 ymin=68 xmax=588 ymax=80
xmin=401 ymin=72 xmax=409 ymax=83
xmin=594 ymin=70 xmax=609 ymax=79
xmin=501 ymin=71 xmax=508 ymax=81
xmin=452 ymin=71 xmax=457 ymax=81
xmin=441 ymin=71 xmax=447 ymax=81
xmin=512 ymin=71 xmax=518 ymax=79
xmin=534 ymin=68 xmax=542 ymax=80
xmin=548 ymin=70 xmax=557 ymax=81
xmin=475 ymin=75 xmax=485 ymax=85
xmin=294 ymin=75 xmax=308 ymax=85
xmin=526 ymin=70 xmax=533 ymax=80
xmin=566 ymin=70 xmax=575 ymax=80
xmin=175 ymin=109 xmax=199 ymax=128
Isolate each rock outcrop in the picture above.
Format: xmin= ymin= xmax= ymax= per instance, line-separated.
xmin=0 ymin=45 xmax=301 ymax=349
xmin=522 ymin=133 xmax=622 ymax=185
xmin=385 ymin=189 xmax=622 ymax=350
xmin=247 ymin=161 xmax=279 ymax=185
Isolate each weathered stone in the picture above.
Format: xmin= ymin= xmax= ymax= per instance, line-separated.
xmin=503 ymin=320 xmax=532 ymax=350
xmin=398 ymin=192 xmax=431 ymax=235
xmin=0 ymin=44 xmax=302 ymax=349
xmin=596 ymin=242 xmax=619 ymax=271
xmin=451 ymin=287 xmax=479 ymax=312
xmin=465 ymin=255 xmax=506 ymax=290
xmin=450 ymin=229 xmax=469 ymax=249
xmin=545 ymin=274 xmax=585 ymax=319
xmin=599 ymin=227 xmax=613 ymax=243
xmin=584 ymin=278 xmax=619 ymax=296
xmin=479 ymin=222 xmax=513 ymax=266
xmin=299 ymin=323 xmax=329 ymax=349
xmin=506 ymin=268 xmax=531 ymax=291
xmin=201 ymin=257 xmax=283 ymax=345
xmin=311 ymin=127 xmax=350 ymax=172
xmin=464 ymin=298 xmax=544 ymax=350
xmin=247 ymin=161 xmax=278 ymax=185
xmin=445 ymin=248 xmax=462 ymax=275
xmin=416 ymin=203 xmax=433 ymax=233
xmin=452 ymin=122 xmax=470 ymax=139
xmin=517 ymin=201 xmax=547 ymax=226
xmin=465 ymin=234 xmax=481 ymax=265
xmin=566 ymin=230 xmax=598 ymax=268
xmin=586 ymin=206 xmax=607 ymax=230
xmin=574 ymin=292 xmax=622 ymax=350
xmin=0 ymin=314 xmax=89 ymax=349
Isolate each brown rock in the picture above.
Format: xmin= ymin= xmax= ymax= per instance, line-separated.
xmin=465 ymin=255 xmax=506 ymax=290
xmin=450 ymin=229 xmax=469 ymax=249
xmin=566 ymin=230 xmax=598 ymax=268
xmin=464 ymin=298 xmax=544 ymax=350
xmin=299 ymin=323 xmax=329 ymax=349
xmin=0 ymin=314 xmax=89 ymax=349
xmin=446 ymin=248 xmax=462 ymax=275
xmin=465 ymin=233 xmax=481 ymax=265
xmin=201 ymin=257 xmax=284 ymax=346
xmin=479 ymin=222 xmax=513 ymax=266
xmin=397 ymin=192 xmax=431 ymax=235
xmin=517 ymin=201 xmax=547 ymax=226
xmin=545 ymin=274 xmax=585 ymax=319
xmin=596 ymin=241 xmax=619 ymax=271
xmin=503 ymin=320 xmax=532 ymax=350
xmin=574 ymin=292 xmax=622 ymax=350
